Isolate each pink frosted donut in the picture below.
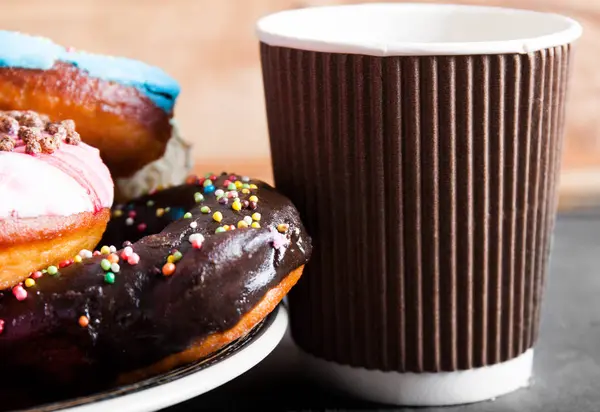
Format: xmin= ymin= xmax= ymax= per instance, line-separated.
xmin=0 ymin=109 xmax=114 ymax=290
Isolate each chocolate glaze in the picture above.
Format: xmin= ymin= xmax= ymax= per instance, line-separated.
xmin=0 ymin=173 xmax=311 ymax=399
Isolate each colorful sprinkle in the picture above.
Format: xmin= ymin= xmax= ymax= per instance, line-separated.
xmin=249 ymin=201 xmax=258 ymax=210
xmin=59 ymin=259 xmax=73 ymax=268
xmin=227 ymin=183 xmax=236 ymax=191
xmin=93 ymin=251 xmax=101 ymax=256
xmin=218 ymin=196 xmax=229 ymax=205
xmin=215 ymin=226 xmax=226 ymax=234
xmin=237 ymin=220 xmax=249 ymax=228
xmin=223 ymin=180 xmax=232 ymax=187
xmin=79 ymin=316 xmax=89 ymax=328
xmin=104 ymin=272 xmax=116 ymax=284
xmin=109 ymin=246 xmax=117 ymax=253
xmin=0 ymin=320 xmax=4 ymax=334
xmin=147 ymin=200 xmax=155 ymax=207
xmin=252 ymin=213 xmax=261 ymax=221
xmin=128 ymin=210 xmax=137 ymax=218
xmin=194 ymin=192 xmax=204 ymax=203
xmin=121 ymin=246 xmax=133 ymax=259
xmin=31 ymin=271 xmax=43 ymax=279
xmin=213 ymin=211 xmax=223 ymax=222
xmin=186 ymin=175 xmax=198 ymax=185
xmin=241 ymin=176 xmax=250 ymax=182
xmin=243 ymin=216 xmax=253 ymax=225
xmin=24 ymin=278 xmax=35 ymax=288
xmin=210 ymin=174 xmax=217 ymax=181
xmin=13 ymin=285 xmax=27 ymax=301
xmin=215 ymin=189 xmax=225 ymax=198
xmin=189 ymin=233 xmax=205 ymax=249
xmin=190 ymin=221 xmax=198 ymax=229
xmin=189 ymin=233 xmax=203 ymax=242
xmin=249 ymin=184 xmax=258 ymax=190
xmin=100 ymin=259 xmax=111 ymax=271
xmin=183 ymin=212 xmax=192 ymax=219
xmin=113 ymin=210 xmax=123 ymax=218
xmin=137 ymin=223 xmax=147 ymax=232
xmin=229 ymin=174 xmax=238 ymax=181
xmin=162 ymin=262 xmax=176 ymax=276
xmin=47 ymin=266 xmax=58 ymax=276
xmin=249 ymin=195 xmax=258 ymax=203
xmin=156 ymin=208 xmax=165 ymax=217
xmin=235 ymin=181 xmax=243 ymax=189
xmin=100 ymin=246 xmax=111 ymax=255
xmin=128 ymin=253 xmax=140 ymax=265
xmin=277 ymin=223 xmax=289 ymax=233
xmin=110 ymin=263 xmax=121 ymax=273
xmin=79 ymin=249 xmax=93 ymax=259
xmin=173 ymin=251 xmax=183 ymax=262
xmin=232 ymin=201 xmax=242 ymax=211
xmin=227 ymin=191 xmax=238 ymax=198
xmin=251 ymin=222 xmax=261 ymax=229
xmin=203 ymin=185 xmax=216 ymax=194
xmin=125 ymin=217 xmax=134 ymax=226
xmin=203 ymin=179 xmax=213 ymax=187
xmin=201 ymin=206 xmax=211 ymax=214
xmin=74 ymin=255 xmax=83 ymax=263
xmin=107 ymin=254 xmax=119 ymax=264
xmin=242 ymin=183 xmax=250 ymax=189
xmin=241 ymin=188 xmax=250 ymax=194
xmin=167 ymin=255 xmax=176 ymax=263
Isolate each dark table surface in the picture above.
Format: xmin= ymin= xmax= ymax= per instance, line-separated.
xmin=164 ymin=209 xmax=600 ymax=412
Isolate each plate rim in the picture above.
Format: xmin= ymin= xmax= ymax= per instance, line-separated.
xmin=19 ymin=304 xmax=288 ymax=412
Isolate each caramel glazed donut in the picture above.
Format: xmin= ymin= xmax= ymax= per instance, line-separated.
xmin=0 ymin=30 xmax=192 ymax=201
xmin=0 ymin=172 xmax=311 ymax=402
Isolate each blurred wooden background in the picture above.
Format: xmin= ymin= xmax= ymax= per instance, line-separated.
xmin=0 ymin=0 xmax=598 ymax=205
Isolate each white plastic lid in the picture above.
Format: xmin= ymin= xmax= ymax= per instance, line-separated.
xmin=256 ymin=3 xmax=583 ymax=56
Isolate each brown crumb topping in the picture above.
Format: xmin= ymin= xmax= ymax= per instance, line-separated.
xmin=0 ymin=116 xmax=19 ymax=135
xmin=39 ymin=136 xmax=60 ymax=154
xmin=19 ymin=111 xmax=45 ymax=128
xmin=45 ymin=122 xmax=67 ymax=139
xmin=18 ymin=126 xmax=41 ymax=142
xmin=25 ymin=139 xmax=42 ymax=155
xmin=0 ymin=136 xmax=15 ymax=152
xmin=0 ymin=110 xmax=80 ymax=154
xmin=65 ymin=131 xmax=81 ymax=145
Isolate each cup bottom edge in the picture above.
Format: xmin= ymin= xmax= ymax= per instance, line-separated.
xmin=298 ymin=347 xmax=534 ymax=406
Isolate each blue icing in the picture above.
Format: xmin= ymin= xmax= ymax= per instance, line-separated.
xmin=0 ymin=31 xmax=62 ymax=70
xmin=0 ymin=31 xmax=180 ymax=112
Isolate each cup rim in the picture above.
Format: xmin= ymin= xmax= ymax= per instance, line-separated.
xmin=256 ymin=3 xmax=583 ymax=56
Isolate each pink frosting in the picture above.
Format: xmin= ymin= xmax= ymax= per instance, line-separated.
xmin=0 ymin=142 xmax=114 ymax=219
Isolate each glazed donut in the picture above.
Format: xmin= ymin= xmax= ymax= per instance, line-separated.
xmin=0 ymin=109 xmax=113 ymax=290
xmin=0 ymin=173 xmax=311 ymax=401
xmin=0 ymin=31 xmax=191 ymax=198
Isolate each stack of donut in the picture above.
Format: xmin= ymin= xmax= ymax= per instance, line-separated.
xmin=0 ymin=31 xmax=312 ymax=405
xmin=0 ymin=30 xmax=193 ymax=201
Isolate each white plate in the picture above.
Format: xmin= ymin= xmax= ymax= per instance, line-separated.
xmin=19 ymin=305 xmax=288 ymax=412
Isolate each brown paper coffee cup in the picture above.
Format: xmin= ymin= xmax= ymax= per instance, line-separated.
xmin=257 ymin=3 xmax=581 ymax=406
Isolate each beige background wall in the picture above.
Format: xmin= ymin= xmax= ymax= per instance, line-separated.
xmin=0 ymin=0 xmax=598 ymax=178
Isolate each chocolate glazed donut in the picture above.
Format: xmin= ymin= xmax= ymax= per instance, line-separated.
xmin=0 ymin=173 xmax=311 ymax=403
